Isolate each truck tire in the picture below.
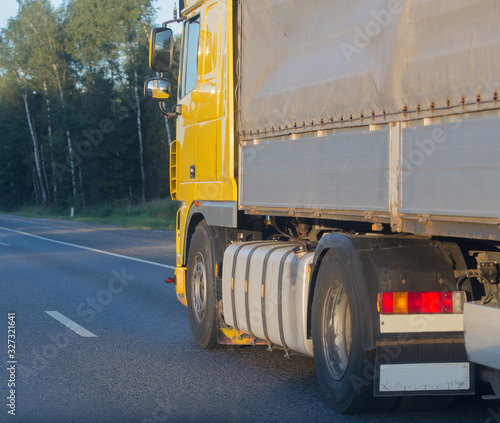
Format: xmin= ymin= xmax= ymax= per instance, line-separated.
xmin=312 ymin=251 xmax=396 ymax=414
xmin=186 ymin=224 xmax=218 ymax=349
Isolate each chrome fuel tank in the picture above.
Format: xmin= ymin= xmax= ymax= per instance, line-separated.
xmin=222 ymin=241 xmax=314 ymax=356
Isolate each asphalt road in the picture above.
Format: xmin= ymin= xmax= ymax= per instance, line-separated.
xmin=0 ymin=215 xmax=497 ymax=423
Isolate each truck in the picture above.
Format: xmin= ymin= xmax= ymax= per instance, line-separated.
xmin=144 ymin=0 xmax=500 ymax=414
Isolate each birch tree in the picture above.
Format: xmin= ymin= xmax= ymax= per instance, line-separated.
xmin=15 ymin=0 xmax=78 ymax=199
xmin=123 ymin=1 xmax=155 ymax=203
xmin=21 ymin=84 xmax=47 ymax=205
xmin=0 ymin=22 xmax=47 ymax=205
xmin=66 ymin=0 xmax=155 ymax=203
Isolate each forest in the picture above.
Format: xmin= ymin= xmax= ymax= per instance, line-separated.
xmin=0 ymin=0 xmax=180 ymax=212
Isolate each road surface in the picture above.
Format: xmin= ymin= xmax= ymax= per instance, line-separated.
xmin=0 ymin=215 xmax=497 ymax=422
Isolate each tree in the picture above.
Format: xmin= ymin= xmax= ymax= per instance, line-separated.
xmin=0 ymin=23 xmax=48 ymax=205
xmin=66 ymin=0 xmax=156 ymax=203
xmin=11 ymin=0 xmax=79 ymax=200
xmin=0 ymin=0 xmax=177 ymax=211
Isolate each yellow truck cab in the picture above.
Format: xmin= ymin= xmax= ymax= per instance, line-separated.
xmin=148 ymin=0 xmax=237 ymax=307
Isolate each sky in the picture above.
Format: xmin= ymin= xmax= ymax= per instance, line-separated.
xmin=0 ymin=0 xmax=182 ymax=32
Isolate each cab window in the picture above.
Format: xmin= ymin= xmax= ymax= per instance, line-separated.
xmin=180 ymin=16 xmax=200 ymax=98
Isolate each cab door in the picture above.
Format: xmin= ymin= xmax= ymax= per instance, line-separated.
xmin=177 ymin=2 xmax=220 ymax=201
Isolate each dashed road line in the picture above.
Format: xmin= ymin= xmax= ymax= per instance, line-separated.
xmin=45 ymin=311 xmax=97 ymax=337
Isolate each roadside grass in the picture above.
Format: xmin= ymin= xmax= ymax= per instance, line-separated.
xmin=3 ymin=199 xmax=179 ymax=230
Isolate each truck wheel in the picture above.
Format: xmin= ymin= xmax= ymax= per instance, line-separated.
xmin=186 ymin=224 xmax=218 ymax=349
xmin=312 ymin=252 xmax=396 ymax=414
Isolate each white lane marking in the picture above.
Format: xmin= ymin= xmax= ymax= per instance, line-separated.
xmin=0 ymin=240 xmax=9 ymax=246
xmin=0 ymin=226 xmax=176 ymax=270
xmin=45 ymin=311 xmax=97 ymax=337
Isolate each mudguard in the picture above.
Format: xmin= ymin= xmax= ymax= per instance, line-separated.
xmin=310 ymin=233 xmax=456 ymax=350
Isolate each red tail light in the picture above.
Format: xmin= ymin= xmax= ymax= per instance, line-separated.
xmin=380 ymin=292 xmax=394 ymax=314
xmin=378 ymin=291 xmax=465 ymax=314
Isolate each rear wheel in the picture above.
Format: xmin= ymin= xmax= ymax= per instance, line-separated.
xmin=312 ymin=252 xmax=396 ymax=414
xmin=186 ymin=225 xmax=218 ymax=349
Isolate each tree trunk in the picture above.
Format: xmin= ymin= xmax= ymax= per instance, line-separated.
xmin=41 ymin=144 xmax=51 ymax=202
xmin=43 ymin=81 xmax=57 ymax=198
xmin=54 ymin=70 xmax=77 ymax=199
xmin=22 ymin=86 xmax=47 ymax=205
xmin=164 ymin=115 xmax=172 ymax=146
xmin=78 ymin=164 xmax=86 ymax=210
xmin=134 ymin=68 xmax=146 ymax=203
xmin=32 ymin=167 xmax=41 ymax=206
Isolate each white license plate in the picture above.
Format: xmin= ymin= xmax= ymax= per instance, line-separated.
xmin=379 ymin=362 xmax=470 ymax=393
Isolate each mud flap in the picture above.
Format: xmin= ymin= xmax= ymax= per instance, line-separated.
xmin=374 ymin=342 xmax=474 ymax=396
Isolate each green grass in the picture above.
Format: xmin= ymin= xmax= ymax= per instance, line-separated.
xmin=5 ymin=199 xmax=179 ymax=230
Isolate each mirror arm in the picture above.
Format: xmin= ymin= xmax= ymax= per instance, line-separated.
xmin=162 ymin=18 xmax=185 ymax=28
xmin=159 ymin=103 xmax=182 ymax=119
xmin=158 ymin=102 xmax=170 ymax=117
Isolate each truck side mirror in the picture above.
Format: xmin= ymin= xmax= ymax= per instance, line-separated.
xmin=149 ymin=27 xmax=173 ymax=73
xmin=144 ymin=77 xmax=171 ymax=101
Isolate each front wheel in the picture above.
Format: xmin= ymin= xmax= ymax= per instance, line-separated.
xmin=186 ymin=224 xmax=218 ymax=349
xmin=312 ymin=252 xmax=396 ymax=414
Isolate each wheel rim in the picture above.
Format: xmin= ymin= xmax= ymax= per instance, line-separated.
xmin=322 ymin=281 xmax=352 ymax=381
xmin=192 ymin=252 xmax=207 ymax=323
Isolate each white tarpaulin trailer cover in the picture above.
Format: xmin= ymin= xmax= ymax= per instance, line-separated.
xmin=238 ymin=0 xmax=500 ymax=139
